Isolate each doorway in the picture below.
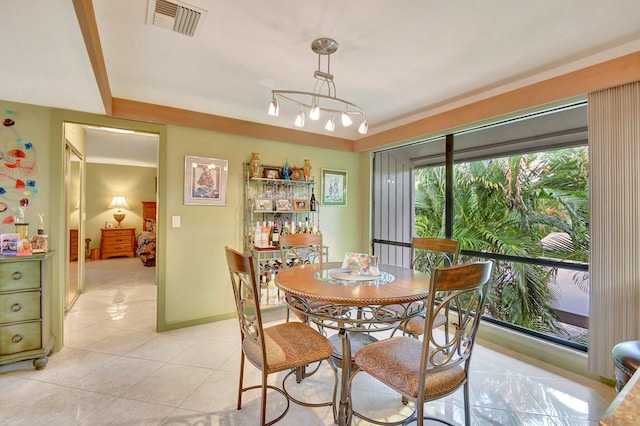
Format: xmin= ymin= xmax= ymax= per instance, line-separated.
xmin=63 ymin=122 xmax=159 ymax=326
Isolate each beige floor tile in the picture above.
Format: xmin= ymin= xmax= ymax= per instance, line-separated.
xmin=0 ymin=258 xmax=617 ymax=426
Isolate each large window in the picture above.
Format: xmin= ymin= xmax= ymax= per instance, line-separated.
xmin=415 ymin=147 xmax=589 ymax=348
xmin=373 ymin=101 xmax=590 ymax=351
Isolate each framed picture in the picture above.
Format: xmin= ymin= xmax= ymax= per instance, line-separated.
xmin=254 ymin=198 xmax=273 ymax=212
xmin=263 ymin=167 xmax=281 ymax=179
xmin=184 ymin=155 xmax=228 ymax=205
xmin=276 ymin=198 xmax=292 ymax=211
xmin=294 ymin=199 xmax=309 ymax=211
xmin=321 ymin=168 xmax=347 ymax=206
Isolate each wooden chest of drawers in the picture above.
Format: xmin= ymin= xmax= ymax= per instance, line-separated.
xmin=0 ymin=254 xmax=54 ymax=369
xmin=70 ymin=228 xmax=78 ymax=261
xmin=100 ymin=228 xmax=135 ymax=259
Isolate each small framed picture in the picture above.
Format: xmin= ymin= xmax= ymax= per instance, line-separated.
xmin=254 ymin=198 xmax=273 ymax=212
xmin=294 ymin=199 xmax=309 ymax=211
xmin=322 ymin=168 xmax=347 ymax=206
xmin=184 ymin=155 xmax=228 ymax=206
xmin=263 ymin=167 xmax=281 ymax=179
xmin=276 ymin=198 xmax=292 ymax=211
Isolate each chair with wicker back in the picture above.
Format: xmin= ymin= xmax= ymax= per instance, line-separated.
xmin=350 ymin=260 xmax=494 ymax=426
xmin=224 ymin=246 xmax=336 ymax=425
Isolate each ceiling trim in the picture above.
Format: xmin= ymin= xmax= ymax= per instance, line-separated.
xmin=72 ymin=0 xmax=112 ymax=116
xmin=72 ymin=2 xmax=639 ymax=155
xmin=111 ymin=98 xmax=353 ymax=151
xmin=353 ymin=51 xmax=640 ymax=152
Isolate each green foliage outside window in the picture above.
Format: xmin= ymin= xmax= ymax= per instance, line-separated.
xmin=414 ymin=147 xmax=590 ymax=338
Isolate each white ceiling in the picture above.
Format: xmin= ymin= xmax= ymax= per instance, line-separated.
xmin=2 ymin=1 xmax=640 ymax=156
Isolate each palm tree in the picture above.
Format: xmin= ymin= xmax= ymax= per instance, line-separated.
xmin=414 ymin=147 xmax=589 ymax=337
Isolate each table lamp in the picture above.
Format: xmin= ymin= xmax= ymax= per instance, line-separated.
xmin=108 ymin=196 xmax=129 ymax=228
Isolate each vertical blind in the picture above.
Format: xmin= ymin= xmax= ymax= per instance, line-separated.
xmin=372 ymin=151 xmax=413 ymax=266
xmin=588 ymin=81 xmax=640 ymax=378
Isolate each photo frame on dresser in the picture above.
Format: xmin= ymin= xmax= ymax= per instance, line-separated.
xmin=184 ymin=156 xmax=228 ymax=205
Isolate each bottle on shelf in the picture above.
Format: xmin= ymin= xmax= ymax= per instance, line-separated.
xmin=272 ymin=221 xmax=279 ymax=247
xmin=253 ymin=221 xmax=261 ymax=247
xmin=310 ymin=188 xmax=316 ymax=211
xmin=260 ymin=274 xmax=268 ymax=304
xmin=267 ymin=272 xmax=278 ymax=304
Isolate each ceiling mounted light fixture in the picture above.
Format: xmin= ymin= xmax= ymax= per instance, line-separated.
xmin=268 ymin=38 xmax=368 ymax=135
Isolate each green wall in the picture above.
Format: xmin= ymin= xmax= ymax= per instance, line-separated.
xmin=85 ymin=163 xmax=157 ymax=251
xmin=162 ymin=125 xmax=366 ymax=328
xmin=1 ymin=99 xmax=371 ymax=350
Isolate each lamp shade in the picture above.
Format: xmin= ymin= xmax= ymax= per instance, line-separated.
xmin=108 ymin=196 xmax=129 ymax=210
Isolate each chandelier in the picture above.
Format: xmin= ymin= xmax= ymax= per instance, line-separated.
xmin=268 ymin=38 xmax=368 ymax=135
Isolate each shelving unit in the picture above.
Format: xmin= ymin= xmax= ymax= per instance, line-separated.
xmin=242 ymin=162 xmax=327 ymax=307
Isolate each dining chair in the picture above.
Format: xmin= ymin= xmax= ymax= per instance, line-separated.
xmin=350 ymin=260 xmax=493 ymax=426
xmin=279 ymin=233 xmax=324 ymax=323
xmin=224 ymin=246 xmax=336 ymax=425
xmin=279 ymin=233 xmax=324 ymax=268
xmin=392 ymin=237 xmax=460 ymax=338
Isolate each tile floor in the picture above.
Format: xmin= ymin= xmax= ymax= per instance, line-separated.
xmin=0 ymin=257 xmax=616 ymax=425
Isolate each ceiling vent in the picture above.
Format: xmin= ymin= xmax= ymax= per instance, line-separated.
xmin=146 ymin=0 xmax=206 ymax=37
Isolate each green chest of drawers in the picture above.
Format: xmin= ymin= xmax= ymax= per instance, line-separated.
xmin=0 ymin=254 xmax=54 ymax=369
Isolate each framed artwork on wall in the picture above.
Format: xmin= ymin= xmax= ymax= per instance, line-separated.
xmin=184 ymin=155 xmax=228 ymax=205
xmin=321 ymin=168 xmax=347 ymax=206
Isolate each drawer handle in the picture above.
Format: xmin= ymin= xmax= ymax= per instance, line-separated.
xmin=11 ymin=334 xmax=23 ymax=343
xmin=11 ymin=271 xmax=23 ymax=280
xmin=10 ymin=303 xmax=22 ymax=312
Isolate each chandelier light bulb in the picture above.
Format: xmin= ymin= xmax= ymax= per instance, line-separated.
xmin=310 ymin=100 xmax=320 ymax=120
xmin=358 ymin=119 xmax=369 ymax=135
xmin=294 ymin=109 xmax=305 ymax=128
xmin=325 ymin=115 xmax=336 ymax=132
xmin=268 ymin=99 xmax=279 ymax=116
xmin=341 ymin=112 xmax=352 ymax=127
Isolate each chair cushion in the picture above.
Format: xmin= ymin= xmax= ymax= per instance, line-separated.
xmin=402 ymin=311 xmax=447 ymax=336
xmin=354 ymin=336 xmax=466 ymax=400
xmin=243 ymin=322 xmax=333 ymax=373
xmin=329 ymin=333 xmax=378 ymax=366
xmin=387 ymin=303 xmax=447 ymax=337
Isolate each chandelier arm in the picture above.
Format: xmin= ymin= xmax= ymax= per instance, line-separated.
xmin=272 ymin=90 xmax=365 ymax=116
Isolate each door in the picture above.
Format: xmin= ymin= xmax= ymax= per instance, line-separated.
xmin=65 ymin=144 xmax=83 ymax=313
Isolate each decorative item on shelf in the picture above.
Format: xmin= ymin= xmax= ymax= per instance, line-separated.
xmin=276 ymin=199 xmax=292 ymax=211
xmin=291 ymin=168 xmax=301 ymax=181
xmin=293 ymin=199 xmax=309 ymax=211
xmin=15 ymin=222 xmax=28 ymax=240
xmin=281 ymin=158 xmax=292 ymax=180
xmin=1 ymin=233 xmax=19 ymax=256
xmin=262 ymin=167 xmax=280 ymax=179
xmin=249 ymin=152 xmax=261 ymax=178
xmin=37 ymin=213 xmax=45 ymax=235
xmin=108 ymin=196 xmax=129 ymax=228
xmin=303 ymin=159 xmax=312 ymax=182
xmin=267 ymin=38 xmax=368 ymax=135
xmin=30 ymin=234 xmax=47 ymax=253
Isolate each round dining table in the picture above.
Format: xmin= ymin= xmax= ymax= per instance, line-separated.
xmin=275 ymin=261 xmax=431 ymax=426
